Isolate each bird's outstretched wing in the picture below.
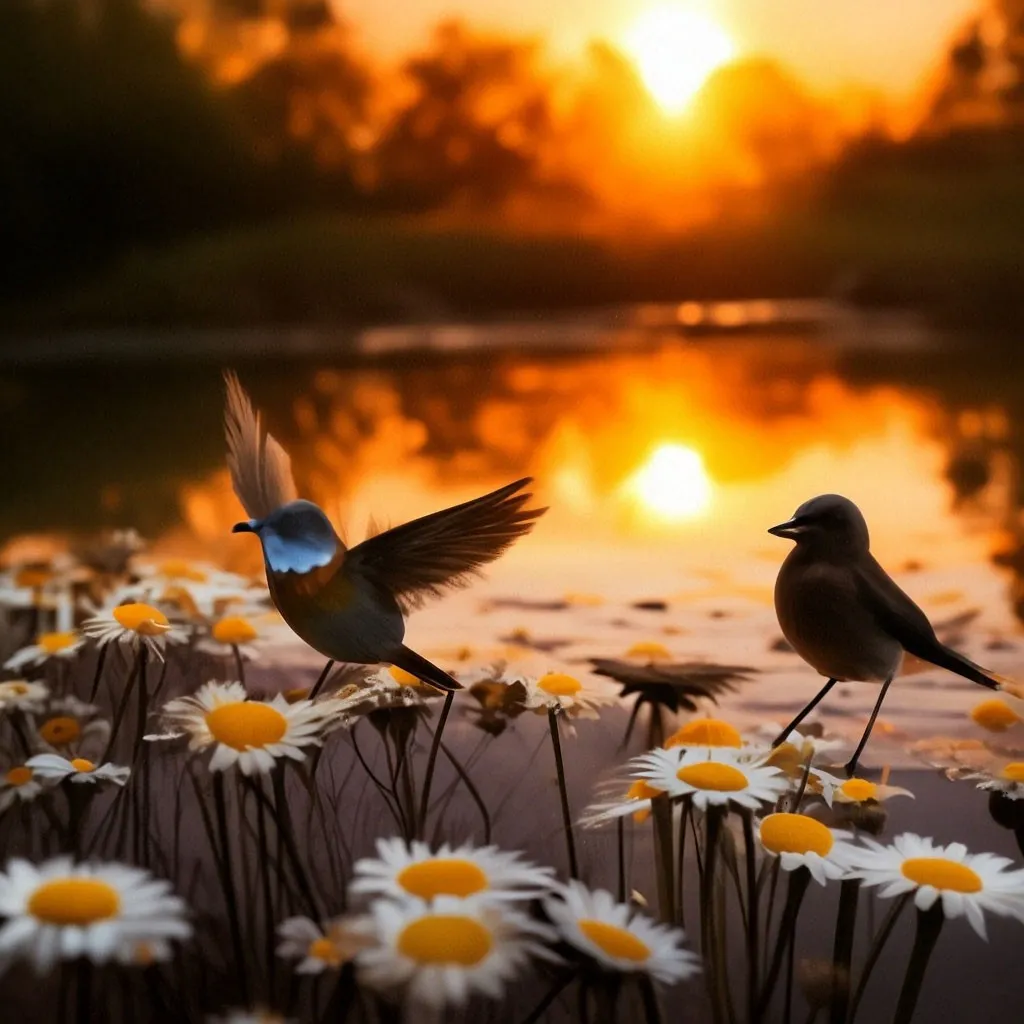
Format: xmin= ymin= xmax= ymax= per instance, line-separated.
xmin=855 ymin=555 xmax=1000 ymax=689
xmin=223 ymin=371 xmax=298 ymax=519
xmin=346 ymin=478 xmax=545 ymax=611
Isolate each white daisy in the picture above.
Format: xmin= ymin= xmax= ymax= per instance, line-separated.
xmin=831 ymin=776 xmax=914 ymax=805
xmin=32 ymin=697 xmax=108 ymax=754
xmin=848 ymin=832 xmax=1024 ymax=938
xmin=0 ymin=680 xmax=50 ymax=715
xmin=961 ymin=761 xmax=1024 ymax=800
xmin=756 ymin=812 xmax=859 ymax=886
xmin=26 ymin=753 xmax=130 ymax=787
xmin=195 ymin=613 xmax=292 ymax=663
xmin=520 ymin=670 xmax=620 ymax=720
xmin=632 ymin=746 xmax=788 ymax=812
xmin=543 ymin=881 xmax=700 ymax=984
xmin=356 ymin=894 xmax=557 ymax=1008
xmin=149 ymin=681 xmax=340 ymax=775
xmin=276 ymin=915 xmax=372 ymax=973
xmin=0 ymin=857 xmax=191 ymax=972
xmin=81 ymin=600 xmax=186 ymax=660
xmin=665 ymin=717 xmax=744 ymax=751
xmin=0 ymin=564 xmax=64 ymax=612
xmin=0 ymin=764 xmax=49 ymax=814
xmin=578 ymin=779 xmax=667 ymax=828
xmin=350 ymin=838 xmax=555 ymax=905
xmin=4 ymin=631 xmax=85 ymax=672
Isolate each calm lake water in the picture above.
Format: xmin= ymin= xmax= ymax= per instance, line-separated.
xmin=3 ymin=307 xmax=1024 ymax=1021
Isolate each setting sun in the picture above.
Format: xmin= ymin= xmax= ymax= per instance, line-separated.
xmin=628 ymin=443 xmax=713 ymax=519
xmin=625 ymin=6 xmax=735 ymax=114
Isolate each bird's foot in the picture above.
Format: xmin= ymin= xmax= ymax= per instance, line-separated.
xmin=842 ymin=759 xmax=859 ymax=779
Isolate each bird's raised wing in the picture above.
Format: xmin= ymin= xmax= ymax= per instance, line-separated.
xmin=346 ymin=478 xmax=545 ymax=611
xmin=223 ymin=371 xmax=298 ymax=519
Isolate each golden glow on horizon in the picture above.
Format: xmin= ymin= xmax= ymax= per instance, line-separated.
xmin=628 ymin=443 xmax=712 ymax=520
xmin=625 ymin=6 xmax=735 ymax=113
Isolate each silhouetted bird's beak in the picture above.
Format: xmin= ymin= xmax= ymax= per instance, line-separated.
xmin=768 ymin=516 xmax=809 ymax=539
xmin=232 ymin=521 xmax=256 ymax=534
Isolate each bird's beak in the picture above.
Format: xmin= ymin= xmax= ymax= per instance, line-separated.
xmin=232 ymin=520 xmax=257 ymax=534
xmin=768 ymin=516 xmax=809 ymax=539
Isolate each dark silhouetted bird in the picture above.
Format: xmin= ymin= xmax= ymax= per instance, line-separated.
xmin=769 ymin=493 xmax=1002 ymax=775
xmin=224 ymin=372 xmax=545 ymax=693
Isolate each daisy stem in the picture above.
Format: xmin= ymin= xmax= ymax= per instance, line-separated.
xmin=741 ymin=811 xmax=760 ymax=1024
xmin=439 ymin=738 xmax=492 ymax=844
xmin=519 ymin=969 xmax=577 ymax=1024
xmin=830 ymin=879 xmax=860 ymax=1024
xmin=87 ymin=642 xmax=109 ymax=703
xmin=617 ymin=815 xmax=627 ymax=903
xmin=547 ymin=706 xmax=578 ymax=879
xmin=848 ymin=893 xmax=911 ymax=1023
xmin=639 ymin=975 xmax=663 ymax=1024
xmin=307 ymin=659 xmax=336 ymax=701
xmin=104 ymin=645 xmax=145 ymax=762
xmin=132 ymin=646 xmax=149 ymax=763
xmin=253 ymin=776 xmax=277 ymax=1002
xmin=761 ymin=860 xmax=781 ymax=975
xmin=76 ymin=958 xmax=92 ymax=1024
xmin=621 ymin=698 xmax=643 ymax=749
xmin=651 ymin=793 xmax=675 ymax=924
xmin=212 ymin=772 xmax=250 ymax=1005
xmin=756 ymin=868 xmax=810 ymax=1016
xmin=231 ymin=644 xmax=245 ymax=686
xmin=676 ymin=798 xmax=690 ymax=928
xmin=349 ymin=722 xmax=406 ymax=832
xmin=892 ymin=904 xmax=944 ymax=1024
xmin=416 ymin=690 xmax=454 ymax=839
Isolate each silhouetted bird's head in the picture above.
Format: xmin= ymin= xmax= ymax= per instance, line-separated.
xmin=768 ymin=494 xmax=870 ymax=554
xmin=232 ymin=499 xmax=340 ymax=573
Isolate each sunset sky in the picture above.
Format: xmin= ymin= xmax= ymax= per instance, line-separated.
xmin=340 ymin=0 xmax=978 ymax=100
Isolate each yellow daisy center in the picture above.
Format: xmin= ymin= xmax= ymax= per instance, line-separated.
xmin=284 ymin=687 xmax=310 ymax=704
xmin=112 ymin=603 xmax=170 ymax=636
xmin=1000 ymin=762 xmax=1024 ymax=783
xmin=205 ymin=701 xmax=288 ymax=750
xmin=3 ymin=682 xmax=30 ymax=696
xmin=159 ymin=560 xmax=207 ymax=582
xmin=841 ymin=778 xmax=878 ymax=802
xmin=970 ymin=699 xmax=1020 ymax=732
xmin=70 ymin=758 xmax=96 ymax=773
xmin=901 ymin=857 xmax=982 ymax=893
xmin=578 ymin=920 xmax=651 ymax=961
xmin=626 ymin=641 xmax=671 ymax=661
xmin=626 ymin=779 xmax=662 ymax=823
xmin=37 ymin=632 xmax=77 ymax=655
xmin=39 ymin=716 xmax=80 ymax=745
xmin=667 ymin=718 xmax=743 ymax=749
xmin=759 ymin=813 xmax=834 ymax=856
xmin=211 ymin=616 xmax=259 ymax=645
xmin=396 ymin=915 xmax=492 ymax=966
xmin=308 ymin=936 xmax=343 ymax=964
xmin=15 ymin=567 xmax=52 ymax=588
xmin=396 ymin=858 xmax=489 ymax=899
xmin=765 ymin=741 xmax=802 ymax=772
xmin=676 ymin=761 xmax=748 ymax=792
xmin=538 ymin=673 xmax=582 ymax=697
xmin=389 ymin=665 xmax=428 ymax=689
xmin=28 ymin=878 xmax=120 ymax=925
xmin=5 ymin=766 xmax=32 ymax=787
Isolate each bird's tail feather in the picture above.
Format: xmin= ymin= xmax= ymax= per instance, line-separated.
xmin=391 ymin=646 xmax=462 ymax=693
xmin=930 ymin=642 xmax=1003 ymax=690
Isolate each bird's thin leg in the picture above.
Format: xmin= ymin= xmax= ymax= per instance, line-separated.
xmin=844 ymin=674 xmax=894 ymax=778
xmin=308 ymin=659 xmax=336 ymax=701
xmin=772 ymin=678 xmax=837 ymax=748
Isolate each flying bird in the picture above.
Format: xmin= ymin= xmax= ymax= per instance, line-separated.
xmin=769 ymin=493 xmax=1002 ymax=776
xmin=224 ymin=372 xmax=545 ymax=693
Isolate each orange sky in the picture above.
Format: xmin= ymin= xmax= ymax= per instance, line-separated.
xmin=338 ymin=0 xmax=978 ymax=100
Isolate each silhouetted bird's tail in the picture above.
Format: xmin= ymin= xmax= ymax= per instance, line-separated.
xmin=391 ymin=645 xmax=462 ymax=693
xmin=925 ymin=642 xmax=1001 ymax=690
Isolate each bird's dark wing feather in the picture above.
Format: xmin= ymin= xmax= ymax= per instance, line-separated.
xmin=854 ymin=556 xmax=1000 ymax=688
xmin=345 ymin=478 xmax=546 ymax=611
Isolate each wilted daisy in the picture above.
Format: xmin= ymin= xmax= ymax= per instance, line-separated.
xmin=356 ymin=894 xmax=557 ymax=1008
xmin=832 ymin=776 xmax=914 ymax=805
xmin=848 ymin=833 xmax=1024 ymax=938
xmin=579 ymin=779 xmax=666 ymax=828
xmin=632 ymin=747 xmax=788 ymax=812
xmin=543 ymin=881 xmax=699 ymax=984
xmin=82 ymin=599 xmax=186 ymax=660
xmin=0 ymin=764 xmax=48 ymax=814
xmin=0 ymin=680 xmax=50 ymax=714
xmin=150 ymin=681 xmax=340 ymax=774
xmin=757 ymin=813 xmax=859 ymax=886
xmin=0 ymin=857 xmax=191 ymax=971
xmin=4 ymin=631 xmax=85 ymax=673
xmin=26 ymin=753 xmax=130 ymax=787
xmin=521 ymin=670 xmax=619 ymax=720
xmin=961 ymin=761 xmax=1024 ymax=800
xmin=351 ymin=838 xmax=555 ymax=905
xmin=276 ymin=915 xmax=372 ymax=972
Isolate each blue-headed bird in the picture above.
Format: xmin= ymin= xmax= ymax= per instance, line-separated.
xmin=224 ymin=372 xmax=545 ymax=692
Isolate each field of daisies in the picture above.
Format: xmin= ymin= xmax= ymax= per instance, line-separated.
xmin=3 ymin=543 xmax=1024 ymax=1023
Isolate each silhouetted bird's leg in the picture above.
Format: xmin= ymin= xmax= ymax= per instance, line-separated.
xmin=308 ymin=659 xmax=336 ymax=701
xmin=844 ymin=674 xmax=894 ymax=778
xmin=772 ymin=678 xmax=838 ymax=748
